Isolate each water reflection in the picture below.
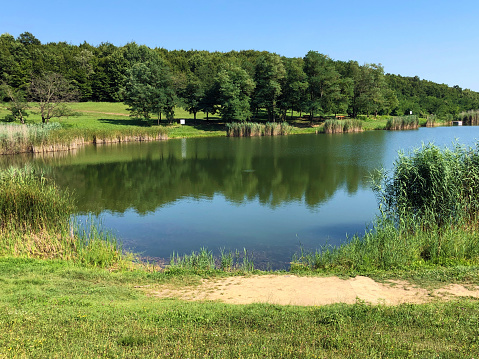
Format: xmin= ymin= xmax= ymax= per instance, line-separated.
xmin=3 ymin=127 xmax=478 ymax=269
xmin=1 ymin=133 xmax=386 ymax=215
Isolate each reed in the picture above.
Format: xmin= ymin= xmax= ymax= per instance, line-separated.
xmin=0 ymin=167 xmax=130 ymax=267
xmin=385 ymin=115 xmax=419 ymax=130
xmin=323 ymin=119 xmax=363 ymax=134
xmin=457 ymin=110 xmax=479 ymax=125
xmin=0 ymin=123 xmax=168 ymax=155
xmin=0 ymin=166 xmax=72 ymax=232
xmin=292 ymin=143 xmax=479 ymax=272
xmin=226 ymin=122 xmax=292 ymax=137
xmin=425 ymin=114 xmax=436 ymax=127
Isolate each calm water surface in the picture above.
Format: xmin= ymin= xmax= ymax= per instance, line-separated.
xmin=3 ymin=126 xmax=479 ymax=269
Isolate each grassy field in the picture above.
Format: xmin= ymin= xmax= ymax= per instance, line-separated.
xmin=0 ymin=102 xmax=415 ymax=144
xmin=1 ymin=258 xmax=479 ymax=358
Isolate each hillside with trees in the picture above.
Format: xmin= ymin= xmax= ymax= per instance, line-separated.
xmin=2 ymin=31 xmax=479 ymax=122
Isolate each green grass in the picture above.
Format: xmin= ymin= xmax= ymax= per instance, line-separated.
xmin=0 ymin=103 xmax=403 ymax=150
xmin=0 ymin=167 xmax=132 ymax=268
xmin=1 ymin=258 xmax=479 ymax=358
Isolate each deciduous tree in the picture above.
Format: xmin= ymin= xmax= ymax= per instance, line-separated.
xmin=29 ymin=72 xmax=79 ymax=123
xmin=216 ymin=64 xmax=255 ymax=122
xmin=1 ymin=83 xmax=29 ymax=123
xmin=303 ymin=51 xmax=340 ymax=121
xmin=253 ymin=53 xmax=285 ymax=121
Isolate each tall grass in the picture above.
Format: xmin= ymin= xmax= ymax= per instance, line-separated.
xmin=323 ymin=119 xmax=363 ymax=134
xmin=0 ymin=123 xmax=62 ymax=154
xmin=0 ymin=166 xmax=72 ymax=232
xmin=292 ymin=143 xmax=479 ymax=272
xmin=457 ymin=109 xmax=479 ymax=125
xmin=385 ymin=115 xmax=419 ymax=130
xmin=0 ymin=167 xmax=130 ymax=267
xmin=0 ymin=123 xmax=168 ymax=154
xmin=226 ymin=122 xmax=292 ymax=137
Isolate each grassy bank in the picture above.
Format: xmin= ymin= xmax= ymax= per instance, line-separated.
xmin=0 ymin=167 xmax=130 ymax=267
xmin=2 ymin=257 xmax=479 ymax=358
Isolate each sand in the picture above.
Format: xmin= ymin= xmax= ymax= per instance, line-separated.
xmin=148 ymin=275 xmax=479 ymax=306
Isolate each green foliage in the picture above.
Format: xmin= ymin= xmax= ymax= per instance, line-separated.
xmin=2 ymin=31 xmax=479 ymax=121
xmin=1 ymin=83 xmax=29 ymax=124
xmin=252 ymin=53 xmax=285 ymax=122
xmin=123 ymin=60 xmax=176 ymax=123
xmin=216 ymin=64 xmax=255 ymax=122
xmin=303 ymin=51 xmax=341 ymax=120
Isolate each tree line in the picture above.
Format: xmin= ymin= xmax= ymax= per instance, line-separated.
xmin=2 ymin=31 xmax=479 ymax=123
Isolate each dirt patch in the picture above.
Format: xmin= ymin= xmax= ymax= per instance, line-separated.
xmin=148 ymin=275 xmax=479 ymax=306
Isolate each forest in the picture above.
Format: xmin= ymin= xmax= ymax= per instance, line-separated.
xmin=1 ymin=31 xmax=479 ymax=123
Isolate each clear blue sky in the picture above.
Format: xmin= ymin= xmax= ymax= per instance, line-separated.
xmin=2 ymin=0 xmax=478 ymax=91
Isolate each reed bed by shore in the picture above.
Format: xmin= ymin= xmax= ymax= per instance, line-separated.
xmin=226 ymin=122 xmax=293 ymax=137
xmin=385 ymin=115 xmax=419 ymax=130
xmin=457 ymin=109 xmax=479 ymax=126
xmin=323 ymin=119 xmax=363 ymax=133
xmin=0 ymin=123 xmax=168 ymax=155
xmin=0 ymin=167 xmax=131 ymax=267
xmin=292 ymin=142 xmax=479 ymax=272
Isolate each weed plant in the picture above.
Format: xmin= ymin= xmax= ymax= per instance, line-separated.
xmin=292 ymin=143 xmax=479 ymax=272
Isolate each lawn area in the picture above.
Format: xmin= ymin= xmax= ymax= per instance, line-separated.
xmin=0 ymin=102 xmax=402 ymax=142
xmin=1 ymin=257 xmax=479 ymax=358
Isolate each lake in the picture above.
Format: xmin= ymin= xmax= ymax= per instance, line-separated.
xmin=2 ymin=126 xmax=479 ymax=269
